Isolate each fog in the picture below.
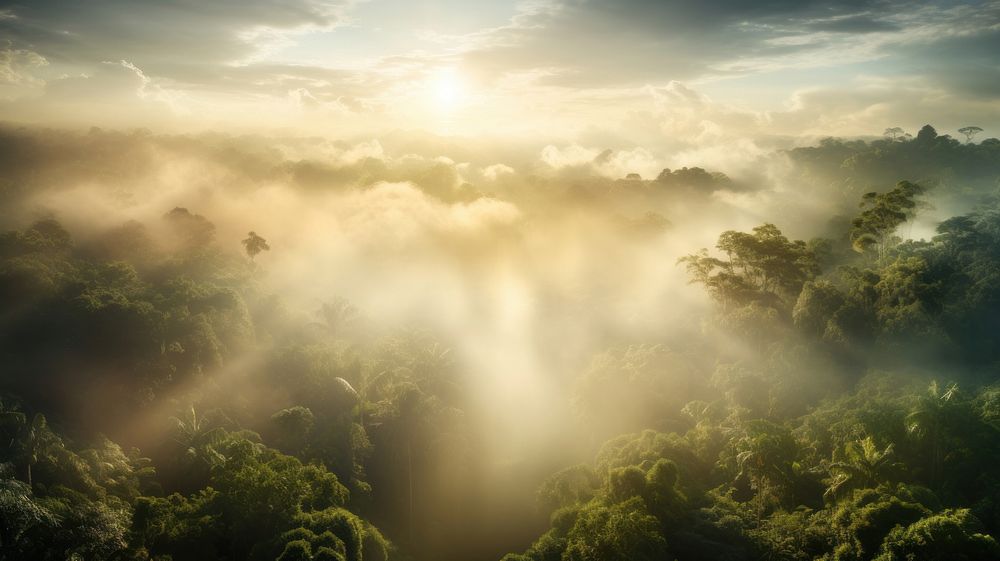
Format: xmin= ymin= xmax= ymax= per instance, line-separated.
xmin=0 ymin=125 xmax=798 ymax=422
xmin=2 ymin=121 xmax=998 ymax=560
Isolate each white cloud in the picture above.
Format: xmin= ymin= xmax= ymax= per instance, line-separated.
xmin=0 ymin=48 xmax=48 ymax=99
xmin=482 ymin=163 xmax=515 ymax=181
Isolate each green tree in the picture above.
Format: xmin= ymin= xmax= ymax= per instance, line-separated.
xmin=0 ymin=464 xmax=57 ymax=556
xmin=0 ymin=412 xmax=60 ymax=488
xmin=876 ymin=509 xmax=1000 ymax=560
xmin=562 ymin=498 xmax=669 ymax=561
xmin=270 ymin=406 xmax=316 ymax=457
xmin=680 ymin=223 xmax=817 ymax=310
xmin=730 ymin=421 xmax=799 ymax=522
xmin=167 ymin=405 xmax=227 ymax=489
xmin=850 ymin=180 xmax=926 ymax=264
xmin=277 ymin=539 xmax=313 ymax=561
xmin=906 ymin=382 xmax=961 ymax=488
xmin=824 ymin=437 xmax=900 ymax=503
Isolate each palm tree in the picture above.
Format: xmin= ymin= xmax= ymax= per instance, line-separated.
xmin=0 ymin=412 xmax=59 ymax=488
xmin=824 ymin=436 xmax=900 ymax=502
xmin=906 ymin=381 xmax=960 ymax=488
xmin=168 ymin=405 xmax=227 ymax=480
xmin=732 ymin=422 xmax=797 ymax=522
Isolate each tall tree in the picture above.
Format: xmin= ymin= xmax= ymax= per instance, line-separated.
xmin=242 ymin=231 xmax=270 ymax=262
xmin=167 ymin=405 xmax=227 ymax=489
xmin=824 ymin=437 xmax=900 ymax=502
xmin=883 ymin=127 xmax=905 ymax=141
xmin=0 ymin=412 xmax=60 ymax=487
xmin=850 ymin=180 xmax=926 ymax=264
xmin=958 ymin=126 xmax=984 ymax=144
xmin=906 ymin=381 xmax=960 ymax=488
xmin=916 ymin=124 xmax=939 ymax=143
xmin=680 ymin=223 xmax=817 ymax=309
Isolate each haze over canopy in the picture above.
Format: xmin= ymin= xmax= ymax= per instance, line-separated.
xmin=4 ymin=3 xmax=1000 ymax=561
xmin=0 ymin=0 xmax=998 ymax=139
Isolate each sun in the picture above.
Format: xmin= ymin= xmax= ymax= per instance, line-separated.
xmin=431 ymin=68 xmax=466 ymax=109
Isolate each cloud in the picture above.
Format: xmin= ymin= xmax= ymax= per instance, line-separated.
xmin=482 ymin=163 xmax=515 ymax=181
xmin=0 ymin=0 xmax=355 ymax=70
xmin=457 ymin=0 xmax=893 ymax=87
xmin=583 ymin=76 xmax=1000 ymax=165
xmin=0 ymin=59 xmax=188 ymax=127
xmin=806 ymin=14 xmax=901 ymax=33
xmin=0 ymin=47 xmax=47 ymax=87
xmin=452 ymin=0 xmax=1000 ymax=110
xmin=0 ymin=47 xmax=48 ymax=102
xmin=888 ymin=26 xmax=1000 ymax=100
xmin=333 ymin=181 xmax=521 ymax=249
xmin=771 ymin=76 xmax=1000 ymax=136
xmin=0 ymin=0 xmax=996 ymax=140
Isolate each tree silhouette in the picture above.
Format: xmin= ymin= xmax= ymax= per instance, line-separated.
xmin=241 ymin=231 xmax=270 ymax=262
xmin=0 ymin=412 xmax=60 ymax=487
xmin=958 ymin=126 xmax=984 ymax=144
xmin=916 ymin=124 xmax=938 ymax=143
xmin=883 ymin=127 xmax=905 ymax=141
xmin=906 ymin=381 xmax=960 ymax=488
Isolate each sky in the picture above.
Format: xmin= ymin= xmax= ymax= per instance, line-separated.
xmin=0 ymin=0 xmax=998 ymax=141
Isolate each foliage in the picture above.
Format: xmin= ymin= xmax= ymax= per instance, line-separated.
xmin=849 ymin=180 xmax=926 ymax=263
xmin=2 ymin=126 xmax=1000 ymax=561
xmin=680 ymin=223 xmax=818 ymax=311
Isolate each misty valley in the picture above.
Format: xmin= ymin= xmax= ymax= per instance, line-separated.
xmin=1 ymin=123 xmax=1000 ymax=561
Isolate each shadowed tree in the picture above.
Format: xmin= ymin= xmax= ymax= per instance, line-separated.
xmin=0 ymin=463 xmax=58 ymax=556
xmin=958 ymin=126 xmax=984 ymax=144
xmin=916 ymin=124 xmax=939 ymax=143
xmin=270 ymin=406 xmax=316 ymax=457
xmin=167 ymin=405 xmax=227 ymax=489
xmin=824 ymin=436 xmax=901 ymax=503
xmin=883 ymin=127 xmax=905 ymax=141
xmin=241 ymin=231 xmax=270 ymax=262
xmin=164 ymin=207 xmax=216 ymax=249
xmin=0 ymin=412 xmax=60 ymax=487
xmin=318 ymin=297 xmax=361 ymax=339
xmin=731 ymin=421 xmax=798 ymax=522
xmin=906 ymin=381 xmax=961 ymax=488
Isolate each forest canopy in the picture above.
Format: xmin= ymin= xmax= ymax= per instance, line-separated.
xmin=1 ymin=122 xmax=999 ymax=561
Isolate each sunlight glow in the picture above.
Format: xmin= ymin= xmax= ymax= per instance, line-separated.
xmin=431 ymin=68 xmax=466 ymax=110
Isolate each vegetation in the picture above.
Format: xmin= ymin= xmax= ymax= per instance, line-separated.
xmin=2 ymin=125 xmax=1000 ymax=561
